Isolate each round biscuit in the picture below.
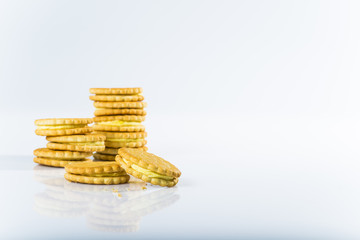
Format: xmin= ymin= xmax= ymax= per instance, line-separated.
xmin=90 ymin=88 xmax=142 ymax=95
xmin=94 ymin=132 xmax=147 ymax=139
xmin=64 ymin=173 xmax=130 ymax=185
xmin=46 ymin=134 xmax=106 ymax=143
xmin=94 ymin=109 xmax=146 ymax=116
xmin=90 ymin=95 xmax=144 ymax=102
xmin=33 ymin=148 xmax=92 ymax=160
xmin=47 ymin=142 xmax=105 ymax=152
xmin=65 ymin=161 xmax=125 ymax=175
xmin=93 ymin=125 xmax=145 ymax=132
xmin=93 ymin=115 xmax=145 ymax=122
xmin=35 ymin=118 xmax=93 ymax=126
xmin=34 ymin=157 xmax=91 ymax=168
xmin=93 ymin=102 xmax=147 ymax=109
xmin=35 ymin=127 xmax=92 ymax=137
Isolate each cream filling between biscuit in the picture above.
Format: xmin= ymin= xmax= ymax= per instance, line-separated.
xmin=37 ymin=124 xmax=87 ymax=130
xmin=64 ymin=142 xmax=104 ymax=146
xmin=122 ymin=158 xmax=174 ymax=180
xmin=97 ymin=121 xmax=142 ymax=127
xmin=106 ymin=138 xmax=144 ymax=142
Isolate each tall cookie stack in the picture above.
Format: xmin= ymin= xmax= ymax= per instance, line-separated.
xmin=34 ymin=118 xmax=106 ymax=167
xmin=89 ymin=88 xmax=148 ymax=162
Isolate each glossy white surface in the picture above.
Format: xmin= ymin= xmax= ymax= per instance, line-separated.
xmin=2 ymin=135 xmax=360 ymax=240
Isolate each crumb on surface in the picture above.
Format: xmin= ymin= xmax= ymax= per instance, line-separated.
xmin=117 ymin=193 xmax=122 ymax=197
xmin=142 ymin=186 xmax=147 ymax=190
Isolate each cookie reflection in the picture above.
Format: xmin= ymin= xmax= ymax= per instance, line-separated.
xmin=33 ymin=166 xmax=180 ymax=232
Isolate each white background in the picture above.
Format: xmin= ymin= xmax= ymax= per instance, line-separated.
xmin=2 ymin=1 xmax=360 ymax=238
xmin=1 ymin=0 xmax=360 ymax=160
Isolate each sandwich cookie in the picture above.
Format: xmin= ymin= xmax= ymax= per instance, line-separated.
xmin=94 ymin=146 xmax=148 ymax=161
xmin=46 ymin=134 xmax=106 ymax=152
xmin=64 ymin=162 xmax=130 ymax=185
xmin=33 ymin=148 xmax=92 ymax=168
xmin=96 ymin=132 xmax=147 ymax=148
xmin=35 ymin=118 xmax=93 ymax=136
xmin=116 ymin=148 xmax=181 ymax=187
xmin=93 ymin=115 xmax=145 ymax=132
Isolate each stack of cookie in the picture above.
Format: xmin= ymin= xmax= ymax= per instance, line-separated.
xmin=34 ymin=118 xmax=106 ymax=167
xmin=89 ymin=88 xmax=148 ymax=162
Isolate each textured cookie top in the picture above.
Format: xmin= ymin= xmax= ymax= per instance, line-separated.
xmin=95 ymin=131 xmax=147 ymax=139
xmin=90 ymin=88 xmax=142 ymax=95
xmin=33 ymin=148 xmax=92 ymax=158
xmin=65 ymin=162 xmax=126 ymax=175
xmin=93 ymin=115 xmax=145 ymax=122
xmin=93 ymin=102 xmax=147 ymax=109
xmin=118 ymin=148 xmax=181 ymax=178
xmin=46 ymin=134 xmax=106 ymax=143
xmin=35 ymin=118 xmax=93 ymax=126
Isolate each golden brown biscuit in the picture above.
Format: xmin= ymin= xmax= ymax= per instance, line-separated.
xmin=65 ymin=161 xmax=126 ymax=175
xmin=47 ymin=142 xmax=105 ymax=152
xmin=35 ymin=127 xmax=92 ymax=137
xmin=94 ymin=132 xmax=147 ymax=139
xmin=93 ymin=115 xmax=145 ymax=123
xmin=90 ymin=95 xmax=144 ymax=102
xmin=64 ymin=173 xmax=130 ymax=185
xmin=93 ymin=125 xmax=145 ymax=132
xmin=90 ymin=88 xmax=142 ymax=95
xmin=94 ymin=102 xmax=147 ymax=109
xmin=34 ymin=157 xmax=91 ymax=168
xmin=46 ymin=134 xmax=106 ymax=143
xmin=33 ymin=148 xmax=92 ymax=160
xmin=94 ymin=109 xmax=146 ymax=116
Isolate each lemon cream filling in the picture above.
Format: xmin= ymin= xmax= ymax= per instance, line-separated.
xmin=62 ymin=142 xmax=104 ymax=146
xmin=97 ymin=121 xmax=142 ymax=126
xmin=106 ymin=138 xmax=144 ymax=142
xmin=122 ymin=158 xmax=174 ymax=180
xmin=37 ymin=124 xmax=87 ymax=130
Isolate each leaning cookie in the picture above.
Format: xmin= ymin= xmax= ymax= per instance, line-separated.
xmin=116 ymin=148 xmax=181 ymax=187
xmin=64 ymin=162 xmax=130 ymax=185
xmin=46 ymin=134 xmax=106 ymax=152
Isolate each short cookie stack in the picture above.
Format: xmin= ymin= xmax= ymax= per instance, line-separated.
xmin=89 ymin=88 xmax=148 ymax=162
xmin=34 ymin=118 xmax=105 ymax=167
